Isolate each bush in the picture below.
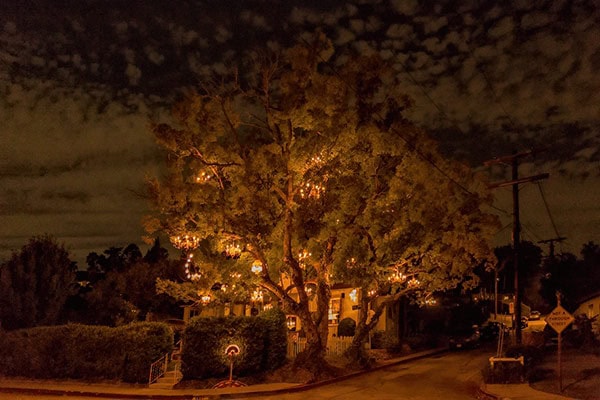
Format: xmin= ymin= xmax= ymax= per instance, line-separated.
xmin=0 ymin=322 xmax=172 ymax=382
xmin=505 ymin=344 xmax=543 ymax=368
xmin=337 ymin=318 xmax=356 ymax=337
xmin=481 ymin=344 xmax=545 ymax=384
xmin=181 ymin=309 xmax=287 ymax=380
xmin=483 ymin=360 xmax=525 ymax=384
xmin=260 ymin=308 xmax=287 ymax=369
xmin=369 ymin=330 xmax=402 ymax=354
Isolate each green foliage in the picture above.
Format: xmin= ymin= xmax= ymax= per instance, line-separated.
xmin=337 ymin=317 xmax=356 ymax=337
xmin=181 ymin=311 xmax=287 ymax=379
xmin=146 ymin=35 xmax=499 ymax=368
xmin=0 ymin=235 xmax=76 ymax=330
xmin=370 ymin=330 xmax=402 ymax=353
xmin=67 ymin=241 xmax=181 ymax=327
xmin=0 ymin=322 xmax=172 ymax=382
xmin=260 ymin=308 xmax=288 ymax=369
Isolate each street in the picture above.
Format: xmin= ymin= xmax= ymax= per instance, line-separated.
xmin=238 ymin=345 xmax=494 ymax=400
xmin=0 ymin=346 xmax=495 ymax=400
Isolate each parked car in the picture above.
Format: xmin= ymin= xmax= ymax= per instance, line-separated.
xmin=449 ymin=325 xmax=481 ymax=350
xmin=529 ymin=310 xmax=541 ymax=320
xmin=480 ymin=321 xmax=502 ymax=341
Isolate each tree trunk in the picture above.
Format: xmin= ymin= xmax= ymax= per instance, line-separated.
xmin=290 ymin=278 xmax=332 ymax=380
xmin=346 ymin=292 xmax=387 ymax=368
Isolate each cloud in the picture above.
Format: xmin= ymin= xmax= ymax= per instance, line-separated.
xmin=0 ymin=0 xmax=598 ymax=262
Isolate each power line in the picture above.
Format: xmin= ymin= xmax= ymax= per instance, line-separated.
xmin=536 ymin=182 xmax=562 ymax=240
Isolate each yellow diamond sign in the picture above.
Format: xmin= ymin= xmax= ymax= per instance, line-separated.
xmin=545 ymin=305 xmax=574 ymax=333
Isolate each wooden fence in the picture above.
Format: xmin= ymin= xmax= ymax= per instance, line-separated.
xmin=287 ymin=335 xmax=356 ymax=359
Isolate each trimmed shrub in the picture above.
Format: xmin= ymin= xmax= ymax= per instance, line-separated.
xmin=259 ymin=308 xmax=287 ymax=370
xmin=0 ymin=322 xmax=172 ymax=382
xmin=181 ymin=310 xmax=287 ymax=380
xmin=337 ymin=318 xmax=356 ymax=337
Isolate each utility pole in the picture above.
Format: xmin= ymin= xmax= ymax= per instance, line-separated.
xmin=539 ymin=237 xmax=567 ymax=259
xmin=485 ymin=150 xmax=549 ymax=345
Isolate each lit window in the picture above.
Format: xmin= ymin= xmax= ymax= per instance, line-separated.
xmin=329 ymin=298 xmax=341 ymax=324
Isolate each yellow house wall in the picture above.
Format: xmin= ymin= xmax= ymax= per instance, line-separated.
xmin=574 ymin=296 xmax=600 ymax=320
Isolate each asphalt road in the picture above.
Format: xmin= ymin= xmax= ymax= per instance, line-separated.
xmin=0 ymin=345 xmax=496 ymax=400
xmin=238 ymin=345 xmax=495 ymax=400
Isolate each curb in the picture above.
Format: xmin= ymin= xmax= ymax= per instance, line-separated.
xmin=477 ymin=383 xmax=502 ymax=400
xmin=0 ymin=348 xmax=448 ymax=399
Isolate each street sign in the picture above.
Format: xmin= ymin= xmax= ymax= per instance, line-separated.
xmin=545 ymin=305 xmax=574 ymax=333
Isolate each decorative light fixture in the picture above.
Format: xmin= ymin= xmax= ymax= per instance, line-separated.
xmin=230 ymin=272 xmax=241 ymax=279
xmin=388 ymin=268 xmax=406 ymax=283
xmin=200 ymin=293 xmax=211 ymax=305
xmin=184 ymin=253 xmax=201 ymax=280
xmin=368 ymin=289 xmax=377 ymax=297
xmin=170 ymin=235 xmax=201 ymax=251
xmin=346 ymin=257 xmax=359 ymax=269
xmin=407 ymin=277 xmax=420 ymax=289
xmin=251 ymin=289 xmax=264 ymax=302
xmin=299 ymin=181 xmax=325 ymax=199
xmin=195 ymin=170 xmax=212 ymax=183
xmin=251 ymin=261 xmax=263 ymax=274
xmin=425 ymin=296 xmax=437 ymax=306
xmin=286 ymin=316 xmax=297 ymax=330
xmin=298 ymin=249 xmax=311 ymax=269
xmin=224 ymin=242 xmax=242 ymax=259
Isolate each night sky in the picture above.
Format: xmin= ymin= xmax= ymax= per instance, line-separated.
xmin=1 ymin=0 xmax=598 ymax=267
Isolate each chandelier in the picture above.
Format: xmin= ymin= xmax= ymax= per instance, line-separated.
xmin=170 ymin=235 xmax=201 ymax=251
xmin=298 ymin=249 xmax=311 ymax=269
xmin=251 ymin=288 xmax=264 ymax=302
xmin=224 ymin=242 xmax=242 ymax=259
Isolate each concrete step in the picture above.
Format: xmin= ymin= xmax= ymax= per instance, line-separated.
xmin=149 ymin=382 xmax=176 ymax=389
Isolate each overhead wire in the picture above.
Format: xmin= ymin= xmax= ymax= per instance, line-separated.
xmin=466 ymin=42 xmax=565 ymax=240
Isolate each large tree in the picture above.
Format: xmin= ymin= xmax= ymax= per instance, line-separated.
xmin=0 ymin=235 xmax=77 ymax=330
xmin=145 ymin=36 xmax=498 ymax=373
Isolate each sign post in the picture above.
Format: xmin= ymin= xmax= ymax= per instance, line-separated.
xmin=545 ymin=293 xmax=574 ymax=392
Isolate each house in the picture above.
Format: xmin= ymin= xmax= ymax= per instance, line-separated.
xmin=573 ymin=292 xmax=600 ymax=333
xmin=181 ymin=282 xmax=391 ymax=342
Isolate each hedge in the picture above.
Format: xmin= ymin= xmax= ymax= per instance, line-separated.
xmin=0 ymin=322 xmax=172 ymax=382
xmin=181 ymin=308 xmax=287 ymax=379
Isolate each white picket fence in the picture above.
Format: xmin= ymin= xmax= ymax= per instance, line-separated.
xmin=287 ymin=335 xmax=355 ymax=359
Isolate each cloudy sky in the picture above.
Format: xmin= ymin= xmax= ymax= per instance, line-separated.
xmin=1 ymin=0 xmax=598 ymax=267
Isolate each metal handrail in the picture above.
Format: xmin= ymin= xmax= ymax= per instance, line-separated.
xmin=148 ymin=353 xmax=168 ymax=385
xmin=148 ymin=340 xmax=184 ymax=386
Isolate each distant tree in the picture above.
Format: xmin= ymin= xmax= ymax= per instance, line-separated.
xmin=75 ymin=241 xmax=181 ymax=326
xmin=487 ymin=241 xmax=545 ymax=310
xmin=86 ymin=244 xmax=144 ymax=283
xmin=540 ymin=241 xmax=600 ymax=311
xmin=0 ymin=235 xmax=77 ymax=330
xmin=145 ymin=35 xmax=498 ymax=373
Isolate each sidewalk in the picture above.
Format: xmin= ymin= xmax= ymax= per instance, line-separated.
xmin=0 ymin=348 xmax=576 ymax=400
xmin=0 ymin=349 xmax=443 ymax=399
xmin=479 ymin=383 xmax=576 ymax=400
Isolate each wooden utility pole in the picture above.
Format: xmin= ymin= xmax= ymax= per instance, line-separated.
xmin=485 ymin=150 xmax=549 ymax=345
xmin=539 ymin=237 xmax=567 ymax=259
